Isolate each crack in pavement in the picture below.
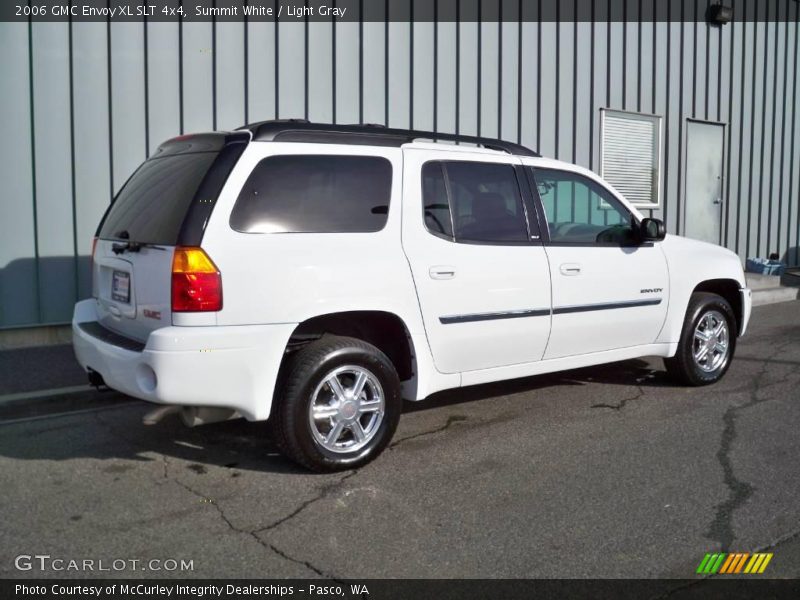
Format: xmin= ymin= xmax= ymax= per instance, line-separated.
xmin=389 ymin=414 xmax=468 ymax=447
xmin=246 ymin=415 xmax=470 ymax=546
xmin=160 ymin=454 xmax=340 ymax=579
xmin=591 ymin=385 xmax=645 ymax=411
xmin=705 ymin=339 xmax=798 ymax=551
xmin=249 ymin=416 xmax=471 ymax=538
xmin=254 ymin=470 xmax=359 ymax=534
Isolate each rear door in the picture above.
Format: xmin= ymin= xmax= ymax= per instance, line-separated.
xmin=93 ymin=135 xmax=246 ymax=341
xmin=402 ymin=149 xmax=552 ymax=374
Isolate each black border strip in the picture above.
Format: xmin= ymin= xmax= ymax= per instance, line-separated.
xmin=27 ymin=1 xmax=43 ymax=323
xmin=553 ymin=298 xmax=662 ymax=314
xmin=78 ymin=321 xmax=145 ymax=352
xmin=68 ymin=9 xmax=79 ymax=304
xmin=440 ymin=298 xmax=663 ymax=324
xmin=176 ymin=133 xmax=250 ymax=246
xmin=439 ymin=308 xmax=550 ymax=325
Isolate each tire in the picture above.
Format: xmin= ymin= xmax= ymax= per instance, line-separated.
xmin=269 ymin=335 xmax=402 ymax=472
xmin=664 ymin=292 xmax=737 ymax=386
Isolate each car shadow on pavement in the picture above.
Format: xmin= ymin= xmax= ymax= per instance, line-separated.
xmin=404 ymin=358 xmax=672 ymax=414
xmin=0 ymin=358 xmax=673 ymax=475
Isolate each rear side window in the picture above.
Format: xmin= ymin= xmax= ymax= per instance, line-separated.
xmin=98 ymin=152 xmax=217 ymax=244
xmin=230 ymin=155 xmax=392 ymax=233
xmin=421 ymin=161 xmax=530 ymax=243
xmin=422 ymin=163 xmax=453 ymax=238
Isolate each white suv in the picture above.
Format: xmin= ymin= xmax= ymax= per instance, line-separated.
xmin=73 ymin=121 xmax=752 ymax=471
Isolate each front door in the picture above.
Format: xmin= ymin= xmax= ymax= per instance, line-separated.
xmin=402 ymin=149 xmax=552 ymax=374
xmin=684 ymin=120 xmax=725 ymax=245
xmin=528 ymin=166 xmax=670 ymax=360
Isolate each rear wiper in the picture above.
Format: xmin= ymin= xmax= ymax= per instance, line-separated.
xmin=111 ymin=230 xmax=142 ymax=254
xmin=111 ymin=241 xmax=142 ymax=254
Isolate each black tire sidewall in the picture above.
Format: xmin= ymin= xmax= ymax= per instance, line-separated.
xmin=679 ymin=294 xmax=737 ymax=385
xmin=285 ymin=342 xmax=401 ymax=470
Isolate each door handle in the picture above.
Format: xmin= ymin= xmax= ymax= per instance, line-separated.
xmin=713 ymin=197 xmax=723 ymax=205
xmin=559 ymin=263 xmax=582 ymax=276
xmin=429 ymin=266 xmax=456 ymax=280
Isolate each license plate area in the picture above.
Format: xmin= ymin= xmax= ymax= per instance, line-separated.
xmin=111 ymin=270 xmax=131 ymax=303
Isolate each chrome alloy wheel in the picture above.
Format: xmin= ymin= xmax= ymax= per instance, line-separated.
xmin=692 ymin=310 xmax=730 ymax=373
xmin=308 ymin=365 xmax=385 ymax=453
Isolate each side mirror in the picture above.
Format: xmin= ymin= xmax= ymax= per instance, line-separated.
xmin=640 ymin=217 xmax=666 ymax=242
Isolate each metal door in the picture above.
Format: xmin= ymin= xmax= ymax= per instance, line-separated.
xmin=684 ymin=121 xmax=725 ymax=244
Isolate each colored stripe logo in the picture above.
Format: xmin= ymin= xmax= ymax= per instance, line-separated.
xmin=696 ymin=552 xmax=773 ymax=574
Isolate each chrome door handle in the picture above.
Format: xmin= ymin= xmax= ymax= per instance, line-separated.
xmin=429 ymin=266 xmax=456 ymax=280
xmin=713 ymin=197 xmax=723 ymax=205
xmin=559 ymin=263 xmax=582 ymax=276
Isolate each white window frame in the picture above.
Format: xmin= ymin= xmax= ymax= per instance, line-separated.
xmin=599 ymin=108 xmax=663 ymax=209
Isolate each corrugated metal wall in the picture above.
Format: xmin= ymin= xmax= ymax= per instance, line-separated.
xmin=1 ymin=0 xmax=799 ymax=329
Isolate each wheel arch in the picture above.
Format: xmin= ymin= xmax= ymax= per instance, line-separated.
xmin=692 ymin=279 xmax=743 ymax=335
xmin=286 ymin=310 xmax=416 ymax=382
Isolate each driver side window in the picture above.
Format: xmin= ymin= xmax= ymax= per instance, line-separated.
xmin=530 ymin=167 xmax=636 ymax=245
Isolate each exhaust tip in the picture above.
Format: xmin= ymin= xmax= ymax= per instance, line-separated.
xmin=142 ymin=405 xmax=181 ymax=425
xmin=180 ymin=407 xmax=239 ymax=427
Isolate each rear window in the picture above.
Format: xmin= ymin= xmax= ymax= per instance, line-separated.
xmin=229 ymin=155 xmax=392 ymax=233
xmin=98 ymin=152 xmax=217 ymax=244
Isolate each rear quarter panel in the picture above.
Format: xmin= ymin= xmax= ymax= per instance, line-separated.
xmin=200 ymin=142 xmax=461 ymax=401
xmin=200 ymin=142 xmax=427 ymax=336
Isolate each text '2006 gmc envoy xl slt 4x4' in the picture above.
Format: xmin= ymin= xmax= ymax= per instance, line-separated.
xmin=73 ymin=121 xmax=752 ymax=471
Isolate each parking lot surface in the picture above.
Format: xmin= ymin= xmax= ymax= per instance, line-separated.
xmin=1 ymin=302 xmax=799 ymax=580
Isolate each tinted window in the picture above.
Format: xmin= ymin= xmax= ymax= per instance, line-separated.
xmin=422 ymin=163 xmax=453 ymax=238
xmin=531 ymin=167 xmax=636 ymax=245
xmin=421 ymin=161 xmax=529 ymax=243
xmin=230 ymin=155 xmax=392 ymax=233
xmin=98 ymin=152 xmax=217 ymax=244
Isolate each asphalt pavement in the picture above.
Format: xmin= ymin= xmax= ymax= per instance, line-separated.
xmin=1 ymin=301 xmax=799 ymax=582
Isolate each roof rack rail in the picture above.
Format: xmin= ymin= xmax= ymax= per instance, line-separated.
xmin=238 ymin=120 xmax=540 ymax=157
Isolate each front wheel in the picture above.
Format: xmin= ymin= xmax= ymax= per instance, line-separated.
xmin=664 ymin=292 xmax=737 ymax=386
xmin=269 ymin=335 xmax=402 ymax=472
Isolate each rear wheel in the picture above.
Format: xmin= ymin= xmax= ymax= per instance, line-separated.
xmin=269 ymin=335 xmax=402 ymax=472
xmin=664 ymin=292 xmax=737 ymax=386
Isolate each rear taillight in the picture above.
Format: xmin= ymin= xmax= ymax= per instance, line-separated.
xmin=171 ymin=247 xmax=222 ymax=312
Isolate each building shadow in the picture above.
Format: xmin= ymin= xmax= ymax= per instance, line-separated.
xmin=0 ymin=256 xmax=91 ymax=328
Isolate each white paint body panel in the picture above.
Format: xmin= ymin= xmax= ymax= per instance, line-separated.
xmin=654 ymin=234 xmax=750 ymax=343
xmin=92 ymin=240 xmax=175 ymax=342
xmin=72 ymin=141 xmax=751 ymax=422
xmin=518 ymin=158 xmax=670 ymax=359
xmin=401 ymin=147 xmax=552 ymax=373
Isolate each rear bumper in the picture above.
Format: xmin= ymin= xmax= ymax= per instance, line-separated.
xmin=72 ymin=299 xmax=296 ymax=421
xmin=739 ymin=287 xmax=752 ymax=336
